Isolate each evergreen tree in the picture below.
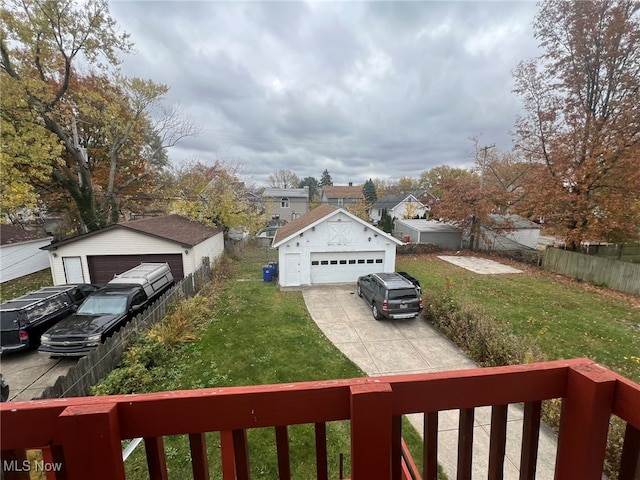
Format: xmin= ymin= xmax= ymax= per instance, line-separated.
xmin=363 ymin=179 xmax=377 ymax=203
xmin=379 ymin=208 xmax=394 ymax=234
xmin=319 ymin=169 xmax=333 ymax=186
xmin=299 ymin=176 xmax=319 ymax=200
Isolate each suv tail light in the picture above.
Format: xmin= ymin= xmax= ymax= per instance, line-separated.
xmin=19 ymin=330 xmax=28 ymax=340
xmin=382 ymin=300 xmax=388 ymax=311
xmin=419 ymin=298 xmax=424 ymax=309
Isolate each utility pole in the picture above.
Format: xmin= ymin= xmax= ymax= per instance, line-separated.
xmin=479 ymin=144 xmax=495 ymax=190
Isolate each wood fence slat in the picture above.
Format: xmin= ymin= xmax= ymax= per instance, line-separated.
xmin=188 ymin=433 xmax=210 ymax=480
xmin=424 ymin=412 xmax=438 ymax=480
xmin=275 ymin=426 xmax=291 ymax=480
xmin=314 ymin=422 xmax=329 ymax=480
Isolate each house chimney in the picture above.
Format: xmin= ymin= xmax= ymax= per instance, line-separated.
xmin=348 ymin=182 xmax=353 ymax=186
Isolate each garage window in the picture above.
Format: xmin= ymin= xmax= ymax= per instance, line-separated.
xmin=375 ymin=259 xmax=383 ymax=263
xmin=358 ymin=259 xmax=365 ymax=264
xmin=349 ymin=260 xmax=356 ymax=264
xmin=367 ymin=259 xmax=374 ymax=264
xmin=321 ymin=260 xmax=329 ymax=265
xmin=312 ymin=261 xmax=319 ymax=266
xmin=330 ymin=260 xmax=338 ymax=265
xmin=339 ymin=260 xmax=347 ymax=265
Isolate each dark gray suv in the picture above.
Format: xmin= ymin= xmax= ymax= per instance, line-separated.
xmin=356 ymin=272 xmax=423 ymax=320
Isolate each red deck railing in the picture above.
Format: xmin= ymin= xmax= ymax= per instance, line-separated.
xmin=1 ymin=358 xmax=639 ymax=480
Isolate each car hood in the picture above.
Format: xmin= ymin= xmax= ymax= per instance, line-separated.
xmin=44 ymin=312 xmax=123 ymax=337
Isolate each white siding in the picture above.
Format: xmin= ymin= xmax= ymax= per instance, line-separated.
xmin=191 ymin=233 xmax=225 ymax=269
xmin=48 ymin=229 xmax=222 ymax=285
xmin=0 ymin=238 xmax=53 ymax=283
xmin=277 ymin=211 xmax=397 ymax=287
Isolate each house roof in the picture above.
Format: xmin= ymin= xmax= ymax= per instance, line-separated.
xmin=395 ymin=219 xmax=461 ymax=233
xmin=372 ymin=193 xmax=424 ymax=211
xmin=488 ymin=214 xmax=541 ymax=230
xmin=0 ymin=224 xmax=51 ymax=246
xmin=322 ymin=185 xmax=363 ymax=199
xmin=273 ymin=205 xmax=402 ymax=247
xmin=263 ymin=187 xmax=309 ymax=198
xmin=42 ymin=215 xmax=221 ymax=250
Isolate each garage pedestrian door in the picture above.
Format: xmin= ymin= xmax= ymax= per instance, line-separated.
xmin=310 ymin=251 xmax=385 ymax=284
xmin=87 ymin=254 xmax=184 ymax=284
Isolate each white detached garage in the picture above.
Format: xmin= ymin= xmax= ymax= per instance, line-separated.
xmin=272 ymin=205 xmax=403 ymax=287
xmin=42 ymin=215 xmax=224 ymax=285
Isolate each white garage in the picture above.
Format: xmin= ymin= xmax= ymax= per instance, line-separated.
xmin=272 ymin=206 xmax=403 ymax=287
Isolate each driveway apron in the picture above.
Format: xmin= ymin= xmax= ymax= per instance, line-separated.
xmin=302 ymin=284 xmax=558 ymax=480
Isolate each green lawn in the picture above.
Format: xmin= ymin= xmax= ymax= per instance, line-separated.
xmin=0 ymin=269 xmax=53 ymax=303
xmin=397 ymin=254 xmax=640 ymax=383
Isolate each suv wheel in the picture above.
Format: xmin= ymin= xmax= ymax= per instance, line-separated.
xmin=357 ymin=285 xmax=362 ymax=297
xmin=372 ymin=303 xmax=382 ymax=321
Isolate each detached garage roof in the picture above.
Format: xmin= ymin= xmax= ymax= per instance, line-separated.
xmin=396 ymin=219 xmax=461 ymax=233
xmin=42 ymin=215 xmax=221 ymax=250
xmin=273 ymin=205 xmax=401 ymax=247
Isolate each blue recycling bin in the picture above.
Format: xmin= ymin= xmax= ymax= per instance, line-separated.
xmin=262 ymin=265 xmax=274 ymax=282
xmin=269 ymin=262 xmax=279 ymax=277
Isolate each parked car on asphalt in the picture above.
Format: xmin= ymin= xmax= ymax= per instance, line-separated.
xmin=356 ymin=272 xmax=423 ymax=320
xmin=39 ymin=263 xmax=174 ymax=357
xmin=0 ymin=284 xmax=98 ymax=354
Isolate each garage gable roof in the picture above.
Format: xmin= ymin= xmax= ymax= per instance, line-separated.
xmin=42 ymin=215 xmax=221 ymax=250
xmin=273 ymin=205 xmax=402 ymax=247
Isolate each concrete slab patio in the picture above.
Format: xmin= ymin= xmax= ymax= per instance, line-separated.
xmin=438 ymin=256 xmax=523 ymax=275
xmin=302 ymin=284 xmax=558 ymax=480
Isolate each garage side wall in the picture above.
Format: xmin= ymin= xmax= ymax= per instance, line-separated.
xmin=277 ymin=212 xmax=398 ymax=287
xmin=191 ymin=232 xmax=224 ymax=272
xmin=1 ymin=238 xmax=52 ymax=283
xmin=48 ymin=230 xmax=187 ymax=285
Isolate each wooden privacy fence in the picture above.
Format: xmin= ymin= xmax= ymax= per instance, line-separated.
xmin=38 ymin=262 xmax=212 ymax=400
xmin=543 ymin=247 xmax=640 ymax=296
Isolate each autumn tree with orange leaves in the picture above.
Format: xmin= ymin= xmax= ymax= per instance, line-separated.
xmin=513 ymin=0 xmax=640 ymax=248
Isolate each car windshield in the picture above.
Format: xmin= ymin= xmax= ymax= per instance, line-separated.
xmin=388 ymin=288 xmax=418 ymax=300
xmin=77 ymin=296 xmax=127 ymax=315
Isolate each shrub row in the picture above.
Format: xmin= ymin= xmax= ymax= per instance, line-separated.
xmin=397 ymin=243 xmax=443 ymax=255
xmin=422 ymin=291 xmax=545 ymax=367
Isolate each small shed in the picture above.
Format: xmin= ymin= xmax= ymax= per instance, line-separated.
xmin=394 ymin=219 xmax=462 ymax=250
xmin=272 ymin=205 xmax=402 ymax=287
xmin=42 ymin=215 xmax=223 ymax=285
xmin=0 ymin=225 xmax=53 ymax=283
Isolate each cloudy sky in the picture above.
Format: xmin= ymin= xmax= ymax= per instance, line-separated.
xmin=109 ymin=0 xmax=542 ymax=186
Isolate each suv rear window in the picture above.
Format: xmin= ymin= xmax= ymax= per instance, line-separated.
xmin=388 ymin=288 xmax=418 ymax=300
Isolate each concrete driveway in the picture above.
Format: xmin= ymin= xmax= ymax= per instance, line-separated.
xmin=302 ymin=284 xmax=558 ymax=480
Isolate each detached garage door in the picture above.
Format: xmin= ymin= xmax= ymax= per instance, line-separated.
xmin=310 ymin=251 xmax=385 ymax=284
xmin=87 ymin=254 xmax=184 ymax=284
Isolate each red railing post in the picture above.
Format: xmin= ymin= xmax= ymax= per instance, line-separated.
xmin=554 ymin=363 xmax=616 ymax=480
xmin=57 ymin=403 xmax=125 ymax=480
xmin=350 ymin=382 xmax=393 ymax=480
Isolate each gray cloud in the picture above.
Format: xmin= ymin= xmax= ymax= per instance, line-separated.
xmin=109 ymin=0 xmax=540 ymax=185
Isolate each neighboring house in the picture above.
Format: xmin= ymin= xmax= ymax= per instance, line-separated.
xmin=370 ymin=193 xmax=428 ymax=223
xmin=41 ymin=215 xmax=224 ymax=285
xmin=394 ymin=219 xmax=462 ymax=250
xmin=272 ymin=205 xmax=403 ymax=287
xmin=321 ymin=184 xmax=364 ymax=207
xmin=263 ymin=187 xmax=310 ymax=224
xmin=474 ymin=214 xmax=542 ymax=251
xmin=0 ymin=225 xmax=53 ymax=283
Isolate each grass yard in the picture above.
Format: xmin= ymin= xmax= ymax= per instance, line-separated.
xmin=0 ymin=269 xmax=53 ymax=303
xmin=397 ymin=253 xmax=640 ymax=383
xmin=111 ymin=245 xmax=432 ymax=479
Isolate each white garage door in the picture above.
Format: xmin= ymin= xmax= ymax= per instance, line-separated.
xmin=310 ymin=251 xmax=385 ymax=284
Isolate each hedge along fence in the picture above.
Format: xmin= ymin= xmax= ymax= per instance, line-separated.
xmin=38 ymin=262 xmax=213 ymax=400
xmin=543 ymin=247 xmax=640 ymax=296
